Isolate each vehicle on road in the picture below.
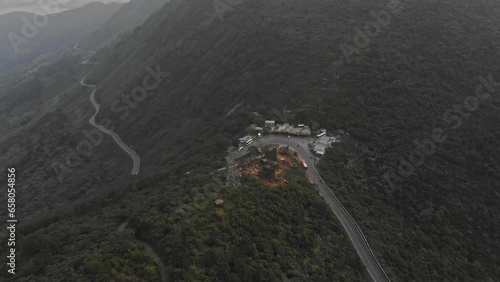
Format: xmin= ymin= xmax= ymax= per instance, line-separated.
xmin=257 ymin=136 xmax=389 ymax=281
xmin=238 ymin=146 xmax=243 ymax=151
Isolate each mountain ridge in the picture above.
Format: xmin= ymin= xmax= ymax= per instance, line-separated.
xmin=0 ymin=0 xmax=499 ymax=280
xmin=0 ymin=2 xmax=124 ymax=73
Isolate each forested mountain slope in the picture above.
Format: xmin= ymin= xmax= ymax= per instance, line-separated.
xmin=0 ymin=0 xmax=499 ymax=280
xmin=79 ymin=0 xmax=171 ymax=51
xmin=0 ymin=2 xmax=123 ymax=73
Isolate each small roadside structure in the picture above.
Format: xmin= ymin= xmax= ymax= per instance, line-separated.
xmin=264 ymin=120 xmax=276 ymax=127
xmin=313 ymin=136 xmax=337 ymax=156
xmin=318 ymin=136 xmax=331 ymax=145
xmin=268 ymin=123 xmax=311 ymax=136
xmin=239 ymin=135 xmax=253 ymax=144
xmin=313 ymin=144 xmax=328 ymax=156
xmin=215 ymin=199 xmax=224 ymax=207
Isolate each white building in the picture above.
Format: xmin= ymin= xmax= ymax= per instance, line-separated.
xmin=313 ymin=136 xmax=336 ymax=156
xmin=264 ymin=120 xmax=275 ymax=127
xmin=239 ymin=135 xmax=253 ymax=144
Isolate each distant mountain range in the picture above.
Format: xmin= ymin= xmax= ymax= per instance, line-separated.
xmin=0 ymin=0 xmax=129 ymax=15
xmin=0 ymin=0 xmax=499 ymax=281
xmin=79 ymin=0 xmax=171 ymax=51
xmin=0 ymin=1 xmax=124 ymax=73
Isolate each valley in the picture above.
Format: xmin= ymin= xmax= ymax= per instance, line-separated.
xmin=0 ymin=0 xmax=499 ymax=281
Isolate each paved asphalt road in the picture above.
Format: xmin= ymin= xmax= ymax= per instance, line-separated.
xmin=118 ymin=222 xmax=168 ymax=282
xmin=80 ymin=77 xmax=140 ymax=175
xmin=249 ymin=135 xmax=390 ymax=282
xmin=74 ymin=44 xmax=97 ymax=64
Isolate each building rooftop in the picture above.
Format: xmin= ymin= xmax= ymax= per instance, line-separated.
xmin=318 ymin=136 xmax=332 ymax=145
xmin=269 ymin=123 xmax=311 ymax=136
xmin=313 ymin=143 xmax=329 ymax=153
xmin=315 ymin=150 xmax=326 ymax=156
xmin=239 ymin=135 xmax=253 ymax=143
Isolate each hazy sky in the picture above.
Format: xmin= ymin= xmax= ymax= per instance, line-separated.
xmin=0 ymin=0 xmax=130 ymax=15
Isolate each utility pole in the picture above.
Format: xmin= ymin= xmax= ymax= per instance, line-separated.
xmin=225 ymin=142 xmax=241 ymax=188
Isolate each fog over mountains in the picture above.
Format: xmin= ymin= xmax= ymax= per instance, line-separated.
xmin=0 ymin=0 xmax=499 ymax=281
xmin=0 ymin=1 xmax=125 ymax=73
xmin=0 ymin=0 xmax=129 ymax=15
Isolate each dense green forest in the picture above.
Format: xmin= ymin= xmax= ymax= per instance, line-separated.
xmin=0 ymin=2 xmax=123 ymax=74
xmin=0 ymin=0 xmax=499 ymax=280
xmin=312 ymin=0 xmax=500 ymax=280
xmin=7 ymin=169 xmax=369 ymax=281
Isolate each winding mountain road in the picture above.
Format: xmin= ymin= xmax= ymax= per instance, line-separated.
xmin=252 ymin=135 xmax=391 ymax=282
xmin=80 ymin=77 xmax=140 ymax=175
xmin=74 ymin=44 xmax=97 ymax=64
xmin=118 ymin=222 xmax=168 ymax=282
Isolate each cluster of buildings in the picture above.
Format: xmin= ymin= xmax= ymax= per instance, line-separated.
xmin=264 ymin=120 xmax=312 ymax=136
xmin=239 ymin=121 xmax=313 ymax=143
xmin=238 ymin=119 xmax=344 ymax=157
xmin=238 ymin=135 xmax=254 ymax=146
xmin=311 ymin=135 xmax=340 ymax=156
